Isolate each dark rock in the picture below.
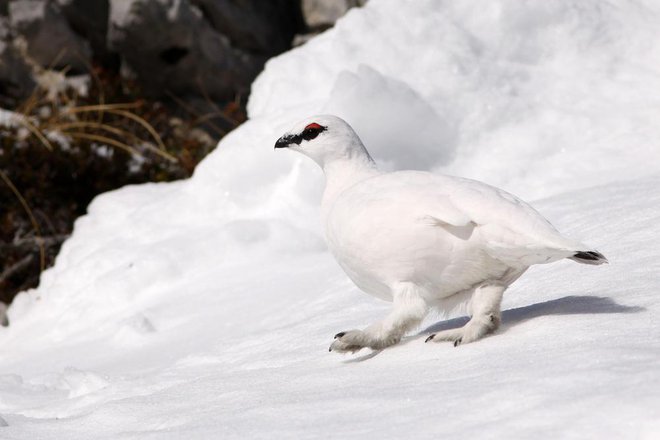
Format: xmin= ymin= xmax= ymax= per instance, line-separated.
xmin=301 ymin=0 xmax=367 ymax=31
xmin=108 ymin=0 xmax=268 ymax=101
xmin=8 ymin=0 xmax=91 ymax=72
xmin=294 ymin=0 xmax=366 ymax=46
xmin=55 ymin=0 xmax=113 ymax=65
xmin=2 ymin=0 xmax=303 ymax=103
xmin=0 ymin=14 xmax=8 ymax=39
xmin=191 ymin=0 xmax=301 ymax=55
xmin=0 ymin=18 xmax=35 ymax=103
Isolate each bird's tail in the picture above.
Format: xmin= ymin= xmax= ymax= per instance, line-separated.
xmin=569 ymin=250 xmax=608 ymax=265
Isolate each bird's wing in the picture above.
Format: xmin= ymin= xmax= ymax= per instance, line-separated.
xmin=418 ymin=201 xmax=474 ymax=228
xmin=391 ymin=172 xmax=587 ymax=266
xmin=445 ymin=176 xmax=587 ymax=265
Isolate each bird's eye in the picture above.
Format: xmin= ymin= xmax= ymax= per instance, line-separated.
xmin=301 ymin=123 xmax=326 ymax=141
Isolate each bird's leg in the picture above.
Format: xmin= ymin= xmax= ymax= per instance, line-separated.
xmin=426 ymin=282 xmax=506 ymax=346
xmin=330 ymin=283 xmax=428 ymax=353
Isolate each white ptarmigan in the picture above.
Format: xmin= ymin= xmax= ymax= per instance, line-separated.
xmin=275 ymin=115 xmax=607 ymax=353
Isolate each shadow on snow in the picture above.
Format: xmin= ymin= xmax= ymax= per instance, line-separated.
xmin=420 ymin=295 xmax=644 ymax=336
xmin=341 ymin=295 xmax=643 ymax=363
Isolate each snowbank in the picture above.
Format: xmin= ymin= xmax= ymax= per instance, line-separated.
xmin=1 ymin=0 xmax=659 ymax=438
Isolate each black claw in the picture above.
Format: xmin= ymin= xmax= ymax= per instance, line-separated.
xmin=334 ymin=332 xmax=346 ymax=339
xmin=490 ymin=314 xmax=495 ymax=322
xmin=329 ymin=347 xmax=332 ymax=352
xmin=453 ymin=338 xmax=462 ymax=347
xmin=425 ymin=334 xmax=435 ymax=343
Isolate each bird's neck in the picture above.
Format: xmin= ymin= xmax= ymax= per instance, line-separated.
xmin=320 ymin=155 xmax=380 ymax=220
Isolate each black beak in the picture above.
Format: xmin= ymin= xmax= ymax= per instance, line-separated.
xmin=274 ymin=135 xmax=291 ymax=149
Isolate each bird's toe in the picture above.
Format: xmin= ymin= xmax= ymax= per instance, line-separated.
xmin=329 ymin=329 xmax=367 ymax=354
xmin=426 ymin=328 xmax=465 ymax=346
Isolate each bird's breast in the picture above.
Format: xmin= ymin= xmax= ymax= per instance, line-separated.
xmin=324 ymin=201 xmax=504 ymax=301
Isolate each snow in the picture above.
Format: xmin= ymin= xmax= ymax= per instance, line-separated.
xmin=1 ymin=0 xmax=660 ymax=438
xmin=0 ymin=109 xmax=23 ymax=128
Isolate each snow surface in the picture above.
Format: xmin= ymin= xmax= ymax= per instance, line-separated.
xmin=2 ymin=0 xmax=660 ymax=438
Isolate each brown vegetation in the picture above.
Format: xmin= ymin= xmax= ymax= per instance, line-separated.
xmin=0 ymin=64 xmax=245 ymax=306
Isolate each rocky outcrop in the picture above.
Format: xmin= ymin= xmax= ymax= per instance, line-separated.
xmin=0 ymin=0 xmax=367 ymax=103
xmin=301 ymin=0 xmax=367 ymax=31
xmin=55 ymin=0 xmax=112 ymax=64
xmin=8 ymin=0 xmax=92 ymax=72
xmin=0 ymin=0 xmax=302 ymax=103
xmin=0 ymin=17 xmax=34 ymax=105
xmin=295 ymin=0 xmax=367 ymax=45
xmin=190 ymin=0 xmax=301 ymax=55
xmin=107 ymin=0 xmax=300 ymax=101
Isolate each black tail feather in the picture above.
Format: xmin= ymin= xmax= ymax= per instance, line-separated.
xmin=570 ymin=250 xmax=608 ymax=265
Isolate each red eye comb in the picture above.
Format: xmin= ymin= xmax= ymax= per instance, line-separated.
xmin=305 ymin=123 xmax=323 ymax=130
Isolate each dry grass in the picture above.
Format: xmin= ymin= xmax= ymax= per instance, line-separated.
xmin=0 ymin=170 xmax=45 ymax=273
xmin=17 ymin=74 xmax=178 ymax=163
xmin=0 ymin=63 xmax=246 ymax=305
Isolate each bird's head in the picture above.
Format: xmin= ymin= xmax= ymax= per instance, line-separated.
xmin=274 ymin=115 xmax=373 ymax=168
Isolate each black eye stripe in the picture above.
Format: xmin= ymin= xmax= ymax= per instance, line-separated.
xmin=302 ymin=129 xmax=319 ymax=141
xmin=280 ymin=124 xmax=327 ymax=147
xmin=301 ymin=125 xmax=327 ymax=141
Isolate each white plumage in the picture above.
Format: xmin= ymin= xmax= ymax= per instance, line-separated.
xmin=275 ymin=115 xmax=606 ymax=353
